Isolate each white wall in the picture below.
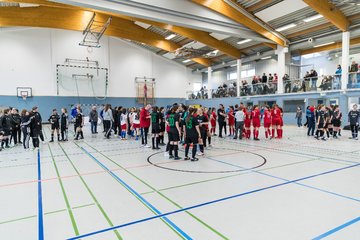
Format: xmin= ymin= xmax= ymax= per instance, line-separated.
xmin=0 ymin=28 xmax=196 ymax=98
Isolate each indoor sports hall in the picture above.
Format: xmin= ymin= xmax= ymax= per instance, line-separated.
xmin=0 ymin=1 xmax=359 ymax=240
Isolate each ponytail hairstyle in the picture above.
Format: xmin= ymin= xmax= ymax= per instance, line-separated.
xmin=186 ymin=107 xmax=197 ymax=124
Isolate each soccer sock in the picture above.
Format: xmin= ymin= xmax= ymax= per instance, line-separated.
xmin=333 ymin=131 xmax=337 ymax=137
xmin=272 ymin=129 xmax=275 ymax=138
xmin=51 ymin=134 xmax=54 ymax=141
xmin=279 ymin=129 xmax=283 ymax=138
xmin=247 ymin=130 xmax=251 ymax=138
xmin=80 ymin=131 xmax=84 ymax=138
xmin=185 ymin=144 xmax=189 ymax=157
xmin=174 ymin=145 xmax=179 ymax=157
xmin=253 ymin=130 xmax=256 ymax=138
xmin=57 ymin=134 xmax=60 ymax=141
xmin=156 ymin=137 xmax=159 ymax=148
xmin=277 ymin=129 xmax=280 ymax=138
xmin=326 ymin=131 xmax=330 ymax=138
xmin=152 ymin=137 xmax=155 ymax=148
xmin=208 ymin=137 xmax=211 ymax=145
xmin=265 ymin=130 xmax=268 ymax=138
xmin=199 ymin=144 xmax=204 ymax=153
xmin=315 ymin=130 xmax=319 ymax=137
xmin=192 ymin=144 xmax=197 ymax=158
xmin=169 ymin=144 xmax=173 ymax=156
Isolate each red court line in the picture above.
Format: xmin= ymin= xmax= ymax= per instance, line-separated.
xmin=0 ymin=159 xmax=182 ymax=189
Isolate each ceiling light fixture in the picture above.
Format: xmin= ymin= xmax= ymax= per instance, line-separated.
xmin=261 ymin=56 xmax=271 ymax=60
xmin=313 ymin=42 xmax=335 ymax=48
xmin=303 ymin=14 xmax=323 ymax=22
xmin=237 ymin=39 xmax=252 ymax=45
xmin=165 ymin=34 xmax=176 ymax=40
xmin=275 ymin=23 xmax=297 ymax=32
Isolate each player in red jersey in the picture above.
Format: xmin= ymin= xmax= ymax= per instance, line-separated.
xmin=251 ymin=105 xmax=261 ymax=140
xmin=263 ymin=105 xmax=272 ymax=138
xmin=210 ymin=108 xmax=217 ymax=136
xmin=228 ymin=106 xmax=235 ymax=136
xmin=278 ymin=107 xmax=284 ymax=138
xmin=271 ymin=104 xmax=282 ymax=139
xmin=244 ymin=107 xmax=251 ymax=139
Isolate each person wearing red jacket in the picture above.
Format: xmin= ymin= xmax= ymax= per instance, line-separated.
xmin=251 ymin=105 xmax=261 ymax=140
xmin=244 ymin=107 xmax=251 ymax=139
xmin=140 ymin=104 xmax=151 ymax=147
xmin=263 ymin=105 xmax=272 ymax=138
xmin=210 ymin=108 xmax=217 ymax=136
xmin=271 ymin=104 xmax=282 ymax=139
xmin=228 ymin=106 xmax=235 ymax=136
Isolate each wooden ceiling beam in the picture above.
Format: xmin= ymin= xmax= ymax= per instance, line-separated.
xmin=0 ymin=6 xmax=212 ymax=67
xmin=287 ymin=22 xmax=333 ymax=39
xmin=303 ymin=0 xmax=349 ymax=31
xmin=191 ymin=0 xmax=286 ymax=46
xmin=299 ymin=37 xmax=360 ymax=55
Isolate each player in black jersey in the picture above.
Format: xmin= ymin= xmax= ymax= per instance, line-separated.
xmin=332 ymin=105 xmax=342 ymax=138
xmin=151 ymin=106 xmax=161 ymax=150
xmin=196 ymin=108 xmax=208 ymax=156
xmin=159 ymin=107 xmax=166 ymax=146
xmin=48 ymin=109 xmax=60 ymax=142
xmin=316 ymin=105 xmax=327 ymax=141
xmin=167 ymin=105 xmax=181 ymax=160
xmin=183 ymin=107 xmax=201 ymax=161
xmin=30 ymin=107 xmax=42 ymax=149
xmin=60 ymin=108 xmax=69 ymax=141
xmin=348 ymin=104 xmax=359 ymax=140
xmin=0 ymin=109 xmax=12 ymax=149
xmin=74 ymin=108 xmax=84 ymax=140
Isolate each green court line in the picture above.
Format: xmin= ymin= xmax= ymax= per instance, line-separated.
xmin=83 ymin=141 xmax=230 ymax=240
xmin=48 ymin=144 xmax=80 ymax=236
xmin=72 ymin=203 xmax=95 ymax=210
xmin=0 ymin=203 xmax=94 ymax=225
xmin=57 ymin=143 xmax=123 ymax=240
xmin=74 ymin=142 xmax=186 ymax=240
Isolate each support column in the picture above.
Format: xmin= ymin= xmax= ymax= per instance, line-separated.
xmin=276 ymin=45 xmax=287 ymax=94
xmin=341 ymin=31 xmax=350 ymax=90
xmin=236 ymin=59 xmax=242 ymax=97
xmin=207 ymin=66 xmax=212 ymax=99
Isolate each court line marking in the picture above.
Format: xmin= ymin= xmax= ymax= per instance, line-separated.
xmin=206 ymin=156 xmax=360 ymax=203
xmin=48 ymin=144 xmax=79 ymax=236
xmin=37 ymin=149 xmax=44 ymax=240
xmin=66 ymin=160 xmax=360 ymax=239
xmin=0 ymin=203 xmax=95 ymax=226
xmin=56 ymin=143 xmax=123 ymax=240
xmin=76 ymin=143 xmax=192 ymax=240
xmin=312 ymin=216 xmax=360 ymax=240
xmin=85 ymin=141 xmax=230 ymax=240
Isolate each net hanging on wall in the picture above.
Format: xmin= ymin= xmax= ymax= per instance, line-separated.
xmin=56 ymin=64 xmax=108 ymax=101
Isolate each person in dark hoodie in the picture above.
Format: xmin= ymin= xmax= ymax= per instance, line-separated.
xmin=30 ymin=106 xmax=42 ymax=149
xmin=0 ymin=109 xmax=12 ymax=149
xmin=20 ymin=109 xmax=33 ymax=150
xmin=10 ymin=108 xmax=22 ymax=145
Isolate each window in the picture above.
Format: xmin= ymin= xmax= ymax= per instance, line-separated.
xmin=241 ymin=69 xmax=255 ymax=78
xmin=193 ymin=83 xmax=202 ymax=92
xmin=228 ymin=72 xmax=237 ymax=81
xmin=227 ymin=68 xmax=255 ymax=81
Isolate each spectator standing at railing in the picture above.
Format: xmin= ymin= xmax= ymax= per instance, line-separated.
xmin=295 ymin=107 xmax=302 ymax=127
xmin=283 ymin=74 xmax=291 ymax=93
xmin=252 ymin=76 xmax=259 ymax=94
xmin=334 ymin=65 xmax=342 ymax=90
xmin=262 ymin=73 xmax=268 ymax=84
xmin=310 ymin=69 xmax=318 ymax=90
xmin=304 ymin=71 xmax=310 ymax=91
xmin=273 ymin=73 xmax=278 ymax=92
xmin=349 ymin=61 xmax=358 ymax=85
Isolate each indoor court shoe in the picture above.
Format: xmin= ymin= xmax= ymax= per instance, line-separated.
xmin=155 ymin=147 xmax=161 ymax=150
xmin=169 ymin=155 xmax=174 ymax=159
xmin=145 ymin=145 xmax=151 ymax=148
xmin=197 ymin=152 xmax=204 ymax=156
xmin=174 ymin=156 xmax=182 ymax=160
xmin=184 ymin=156 xmax=190 ymax=160
xmin=191 ymin=157 xmax=199 ymax=161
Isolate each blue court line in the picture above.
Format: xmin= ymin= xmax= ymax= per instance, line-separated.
xmin=67 ymin=160 xmax=360 ymax=239
xmin=312 ymin=216 xmax=360 ymax=239
xmin=206 ymin=157 xmax=360 ymax=203
xmin=37 ymin=149 xmax=44 ymax=240
xmin=73 ymin=146 xmax=192 ymax=240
